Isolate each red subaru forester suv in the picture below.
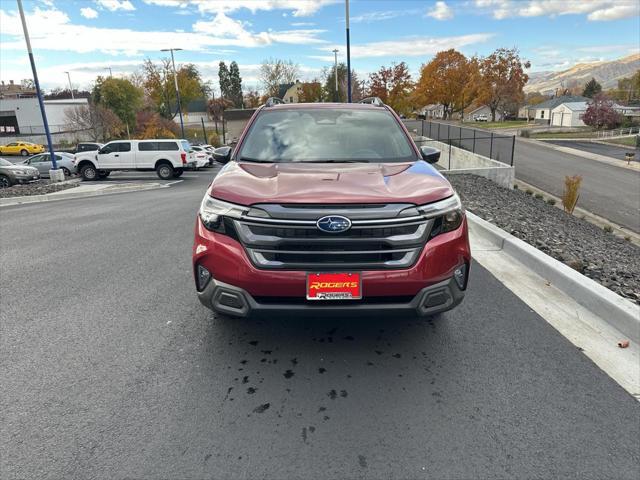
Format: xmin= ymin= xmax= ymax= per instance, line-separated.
xmin=193 ymin=99 xmax=470 ymax=318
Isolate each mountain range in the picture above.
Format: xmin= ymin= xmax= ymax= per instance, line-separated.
xmin=524 ymin=53 xmax=639 ymax=94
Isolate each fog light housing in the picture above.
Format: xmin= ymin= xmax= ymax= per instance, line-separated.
xmin=196 ymin=264 xmax=211 ymax=291
xmin=453 ymin=264 xmax=467 ymax=290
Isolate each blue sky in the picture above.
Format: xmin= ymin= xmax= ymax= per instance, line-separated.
xmin=1 ymin=0 xmax=638 ymax=92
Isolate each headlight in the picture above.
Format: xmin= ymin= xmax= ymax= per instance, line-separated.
xmin=415 ymin=194 xmax=464 ymax=236
xmin=199 ymin=195 xmax=249 ymax=231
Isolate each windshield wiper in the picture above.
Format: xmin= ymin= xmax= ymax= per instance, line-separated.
xmin=304 ymin=159 xmax=370 ymax=163
xmin=238 ymin=157 xmax=274 ymax=163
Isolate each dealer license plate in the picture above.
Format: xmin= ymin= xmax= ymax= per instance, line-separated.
xmin=306 ymin=272 xmax=361 ymax=300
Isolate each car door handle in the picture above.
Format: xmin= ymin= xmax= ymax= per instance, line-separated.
xmin=114 ymin=154 xmax=119 ymax=157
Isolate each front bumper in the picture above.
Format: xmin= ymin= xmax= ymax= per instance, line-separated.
xmin=193 ymin=215 xmax=471 ymax=318
xmin=197 ymin=275 xmax=465 ymax=318
xmin=13 ymin=172 xmax=40 ymax=183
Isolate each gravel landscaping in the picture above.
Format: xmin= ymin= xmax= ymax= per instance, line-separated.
xmin=447 ymin=174 xmax=640 ymax=304
xmin=0 ymin=180 xmax=79 ymax=198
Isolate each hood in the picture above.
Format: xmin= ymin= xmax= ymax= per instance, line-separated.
xmin=2 ymin=164 xmax=38 ymax=172
xmin=209 ymin=161 xmax=453 ymax=206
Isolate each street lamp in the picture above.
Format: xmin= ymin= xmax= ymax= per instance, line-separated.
xmin=345 ymin=0 xmax=352 ymax=103
xmin=160 ymin=47 xmax=185 ymax=139
xmin=64 ymin=71 xmax=74 ymax=99
xmin=16 ymin=0 xmax=61 ymax=180
xmin=332 ymin=48 xmax=339 ymax=102
xmin=105 ymin=67 xmax=113 ymax=77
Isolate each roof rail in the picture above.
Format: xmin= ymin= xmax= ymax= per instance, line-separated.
xmin=358 ymin=97 xmax=385 ymax=107
xmin=264 ymin=97 xmax=285 ymax=107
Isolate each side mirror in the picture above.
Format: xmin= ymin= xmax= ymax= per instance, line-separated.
xmin=420 ymin=146 xmax=440 ymax=164
xmin=213 ymin=146 xmax=232 ymax=164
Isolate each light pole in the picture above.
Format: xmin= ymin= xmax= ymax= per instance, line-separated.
xmin=64 ymin=71 xmax=74 ymax=99
xmin=161 ymin=47 xmax=185 ymax=139
xmin=16 ymin=0 xmax=61 ymax=179
xmin=332 ymin=48 xmax=339 ymax=102
xmin=105 ymin=67 xmax=112 ymax=77
xmin=345 ymin=0 xmax=352 ymax=103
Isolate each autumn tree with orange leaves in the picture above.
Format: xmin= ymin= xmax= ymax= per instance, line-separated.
xmin=476 ymin=48 xmax=530 ymax=121
xmin=413 ymin=49 xmax=478 ymax=120
xmin=367 ymin=62 xmax=414 ymax=116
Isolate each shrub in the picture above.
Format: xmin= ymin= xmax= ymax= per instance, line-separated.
xmin=513 ymin=184 xmax=519 ymax=189
xmin=562 ymin=175 xmax=582 ymax=214
xmin=208 ymin=133 xmax=221 ymax=148
xmin=546 ymin=198 xmax=556 ymax=205
xmin=603 ymin=225 xmax=613 ymax=233
xmin=525 ymin=189 xmax=533 ymax=195
xmin=534 ymin=193 xmax=543 ymax=199
xmin=624 ymin=235 xmax=631 ymax=242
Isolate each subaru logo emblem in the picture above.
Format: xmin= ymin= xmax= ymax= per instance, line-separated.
xmin=317 ymin=215 xmax=352 ymax=233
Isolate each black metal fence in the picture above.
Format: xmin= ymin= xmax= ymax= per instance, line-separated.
xmin=403 ymin=120 xmax=516 ymax=167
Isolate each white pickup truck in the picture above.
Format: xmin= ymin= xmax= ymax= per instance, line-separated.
xmin=74 ymin=139 xmax=193 ymax=180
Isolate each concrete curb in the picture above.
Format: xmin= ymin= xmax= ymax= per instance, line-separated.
xmin=467 ymin=211 xmax=640 ymax=344
xmin=0 ymin=182 xmax=168 ymax=207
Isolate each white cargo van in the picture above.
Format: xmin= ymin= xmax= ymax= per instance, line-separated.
xmin=74 ymin=139 xmax=193 ymax=180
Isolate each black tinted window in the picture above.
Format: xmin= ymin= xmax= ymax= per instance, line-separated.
xmin=116 ymin=142 xmax=131 ymax=152
xmin=238 ymin=108 xmax=415 ymax=163
xmin=138 ymin=142 xmax=157 ymax=151
xmin=157 ymin=141 xmax=179 ymax=151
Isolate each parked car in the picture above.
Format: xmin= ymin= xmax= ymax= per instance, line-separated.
xmin=20 ymin=152 xmax=76 ymax=177
xmin=74 ymin=139 xmax=194 ymax=180
xmin=59 ymin=142 xmax=103 ymax=155
xmin=473 ymin=114 xmax=488 ymax=122
xmin=0 ymin=157 xmax=40 ymax=188
xmin=190 ymin=145 xmax=212 ymax=168
xmin=0 ymin=141 xmax=45 ymax=156
xmin=193 ymin=99 xmax=470 ymax=319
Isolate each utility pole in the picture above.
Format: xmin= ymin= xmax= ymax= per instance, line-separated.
xmin=345 ymin=0 xmax=352 ymax=103
xmin=16 ymin=0 xmax=61 ymax=179
xmin=332 ymin=48 xmax=339 ymax=102
xmin=105 ymin=67 xmax=113 ymax=77
xmin=161 ymin=47 xmax=185 ymax=139
xmin=64 ymin=71 xmax=74 ymax=99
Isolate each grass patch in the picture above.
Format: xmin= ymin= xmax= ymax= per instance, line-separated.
xmin=530 ymin=129 xmax=597 ymax=139
xmin=471 ymin=120 xmax=529 ymax=129
xmin=603 ymin=136 xmax=638 ymax=148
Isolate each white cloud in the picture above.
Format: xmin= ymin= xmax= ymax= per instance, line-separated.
xmin=427 ymin=1 xmax=453 ymax=20
xmin=143 ymin=0 xmax=339 ymax=16
xmin=95 ymin=0 xmax=135 ymax=12
xmin=80 ymin=7 xmax=99 ymax=19
xmin=0 ymin=7 xmax=327 ymax=56
xmin=290 ymin=21 xmax=315 ymax=26
xmin=313 ymin=33 xmax=494 ymax=61
xmin=474 ymin=0 xmax=639 ymax=21
xmin=351 ymin=10 xmax=409 ymax=23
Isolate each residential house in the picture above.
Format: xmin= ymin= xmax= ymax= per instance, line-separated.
xmin=417 ymin=104 xmax=445 ymax=119
xmin=465 ymin=105 xmax=502 ymax=122
xmin=530 ymin=95 xmax=589 ymax=124
xmin=550 ymin=102 xmax=588 ymax=127
xmin=282 ymin=81 xmax=302 ymax=103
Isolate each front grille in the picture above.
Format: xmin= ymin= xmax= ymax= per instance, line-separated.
xmin=233 ymin=204 xmax=433 ymax=270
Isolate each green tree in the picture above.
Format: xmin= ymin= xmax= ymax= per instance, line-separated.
xmin=218 ymin=62 xmax=231 ymax=100
xmin=92 ymin=76 xmax=143 ymax=130
xmin=229 ymin=61 xmax=243 ymax=108
xmin=582 ymin=77 xmax=602 ymax=98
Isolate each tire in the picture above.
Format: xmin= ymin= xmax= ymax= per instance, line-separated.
xmin=172 ymin=169 xmax=183 ymax=178
xmin=80 ymin=164 xmax=98 ymax=181
xmin=98 ymin=171 xmax=110 ymax=178
xmin=20 ymin=149 xmax=28 ymax=156
xmin=156 ymin=163 xmax=174 ymax=180
xmin=0 ymin=174 xmax=12 ymax=188
xmin=61 ymin=167 xmax=71 ymax=176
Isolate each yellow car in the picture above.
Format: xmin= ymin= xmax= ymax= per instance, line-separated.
xmin=0 ymin=141 xmax=46 ymax=156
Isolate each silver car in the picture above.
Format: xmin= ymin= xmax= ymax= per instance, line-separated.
xmin=0 ymin=157 xmax=40 ymax=188
xmin=20 ymin=152 xmax=77 ymax=177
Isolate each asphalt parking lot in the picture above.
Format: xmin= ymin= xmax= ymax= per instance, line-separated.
xmin=1 ymin=169 xmax=639 ymax=479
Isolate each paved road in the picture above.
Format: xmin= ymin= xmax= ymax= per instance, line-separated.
xmin=514 ymin=139 xmax=640 ymax=232
xmin=544 ymin=140 xmax=637 ymax=159
xmin=1 ymin=171 xmax=639 ymax=479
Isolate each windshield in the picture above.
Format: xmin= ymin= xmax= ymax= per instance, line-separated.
xmin=237 ymin=108 xmax=416 ymax=163
xmin=0 ymin=158 xmax=13 ymax=166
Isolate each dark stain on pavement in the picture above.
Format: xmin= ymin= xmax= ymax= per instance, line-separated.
xmin=284 ymin=370 xmax=295 ymax=379
xmin=358 ymin=455 xmax=368 ymax=468
xmin=253 ymin=403 xmax=270 ymax=413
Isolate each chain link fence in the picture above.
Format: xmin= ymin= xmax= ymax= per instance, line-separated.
xmin=403 ymin=120 xmax=516 ymax=167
